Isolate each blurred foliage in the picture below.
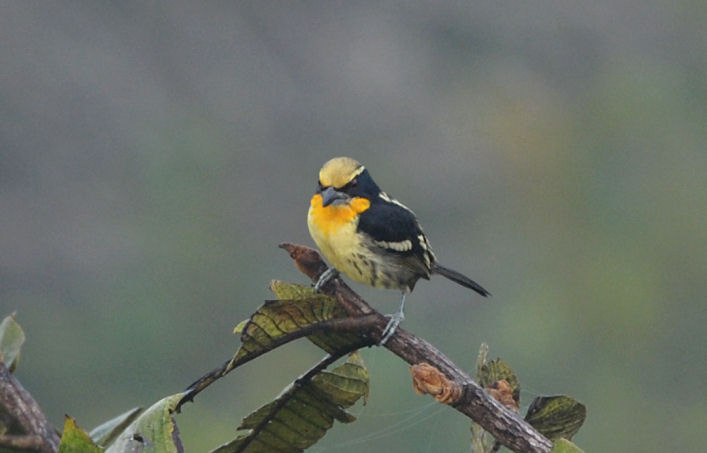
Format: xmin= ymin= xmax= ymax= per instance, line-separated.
xmin=59 ymin=417 xmax=102 ymax=453
xmin=88 ymin=407 xmax=142 ymax=449
xmin=0 ymin=2 xmax=705 ymax=452
xmin=104 ymin=394 xmax=184 ymax=453
xmin=549 ymin=438 xmax=585 ymax=453
xmin=58 ymin=395 xmax=185 ymax=453
xmin=0 ymin=315 xmax=25 ymax=373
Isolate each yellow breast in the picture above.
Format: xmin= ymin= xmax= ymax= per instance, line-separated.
xmin=308 ymin=194 xmax=370 ymax=236
xmin=307 ymin=194 xmax=372 ymax=281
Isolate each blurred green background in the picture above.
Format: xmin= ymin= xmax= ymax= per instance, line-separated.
xmin=1 ymin=2 xmax=705 ymax=452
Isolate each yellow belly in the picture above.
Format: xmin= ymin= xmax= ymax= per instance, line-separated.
xmin=307 ymin=194 xmax=377 ymax=286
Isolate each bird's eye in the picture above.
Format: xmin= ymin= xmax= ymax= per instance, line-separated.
xmin=349 ymin=177 xmax=358 ymax=187
xmin=317 ymin=180 xmax=324 ymax=191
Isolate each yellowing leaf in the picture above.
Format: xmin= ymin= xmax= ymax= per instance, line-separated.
xmin=59 ymin=416 xmax=103 ymax=453
xmin=550 ymin=438 xmax=585 ymax=453
xmin=269 ymin=280 xmax=320 ymax=300
xmin=233 ymin=319 xmax=249 ymax=334
xmin=313 ymin=351 xmax=369 ymax=406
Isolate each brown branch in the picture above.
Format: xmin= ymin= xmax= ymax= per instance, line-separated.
xmin=0 ymin=362 xmax=60 ymax=453
xmin=279 ymin=243 xmax=554 ymax=453
xmin=0 ymin=434 xmax=47 ymax=451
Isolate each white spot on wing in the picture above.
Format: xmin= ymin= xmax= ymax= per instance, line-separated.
xmin=418 ymin=234 xmax=428 ymax=250
xmin=374 ymin=239 xmax=413 ymax=252
xmin=416 ymin=233 xmax=435 ymax=268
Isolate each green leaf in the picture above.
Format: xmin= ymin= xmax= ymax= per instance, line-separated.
xmin=268 ymin=280 xmax=321 ymax=300
xmin=89 ymin=407 xmax=143 ymax=448
xmin=312 ymin=351 xmax=369 ymax=406
xmin=0 ymin=314 xmax=25 ymax=372
xmin=212 ymin=352 xmax=369 ymax=453
xmin=478 ymin=358 xmax=520 ymax=405
xmin=232 ymin=319 xmax=249 ymax=334
xmin=230 ymin=281 xmax=360 ymax=366
xmin=525 ymin=396 xmax=587 ymax=441
xmin=59 ymin=416 xmax=103 ymax=453
xmin=550 ymin=438 xmax=585 ymax=453
xmin=105 ymin=393 xmax=184 ymax=453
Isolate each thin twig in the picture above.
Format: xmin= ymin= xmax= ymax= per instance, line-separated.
xmin=179 ymin=315 xmax=379 ymax=409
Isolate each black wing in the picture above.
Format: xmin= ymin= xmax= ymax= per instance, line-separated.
xmin=358 ymin=198 xmax=421 ymax=245
xmin=357 ymin=196 xmax=435 ymax=275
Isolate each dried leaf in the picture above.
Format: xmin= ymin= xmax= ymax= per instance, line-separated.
xmin=486 ymin=380 xmax=519 ymax=411
xmin=410 ymin=363 xmax=462 ymax=404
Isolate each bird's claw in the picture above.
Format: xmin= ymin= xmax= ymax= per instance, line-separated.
xmin=379 ymin=311 xmax=405 ymax=345
xmin=314 ymin=267 xmax=339 ymax=292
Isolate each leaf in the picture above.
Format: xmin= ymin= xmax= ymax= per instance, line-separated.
xmin=313 ymin=351 xmax=369 ymax=406
xmin=230 ymin=281 xmax=360 ymax=366
xmin=0 ymin=314 xmax=25 ymax=372
xmin=472 ymin=344 xmax=521 ymax=452
xmin=478 ymin=358 xmax=520 ymax=406
xmin=549 ymin=438 xmax=585 ymax=453
xmin=232 ymin=319 xmax=249 ymax=334
xmin=270 ymin=281 xmax=365 ymax=352
xmin=212 ymin=352 xmax=369 ymax=453
xmin=106 ymin=393 xmax=184 ymax=453
xmin=59 ymin=416 xmax=103 ymax=453
xmin=525 ymin=395 xmax=587 ymax=441
xmin=268 ymin=280 xmax=322 ymax=300
xmin=89 ymin=406 xmax=143 ymax=448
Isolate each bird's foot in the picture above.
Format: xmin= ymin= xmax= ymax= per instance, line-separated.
xmin=314 ymin=267 xmax=339 ymax=292
xmin=379 ymin=311 xmax=405 ymax=345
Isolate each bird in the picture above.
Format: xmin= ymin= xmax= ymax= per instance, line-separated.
xmin=307 ymin=157 xmax=490 ymax=344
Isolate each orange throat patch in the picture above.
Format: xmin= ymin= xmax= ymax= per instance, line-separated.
xmin=309 ymin=194 xmax=370 ymax=237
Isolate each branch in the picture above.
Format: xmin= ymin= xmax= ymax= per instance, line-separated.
xmin=0 ymin=362 xmax=60 ymax=453
xmin=279 ymin=243 xmax=554 ymax=453
xmin=0 ymin=434 xmax=47 ymax=451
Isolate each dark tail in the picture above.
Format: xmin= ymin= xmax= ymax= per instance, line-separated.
xmin=431 ymin=263 xmax=491 ymax=297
